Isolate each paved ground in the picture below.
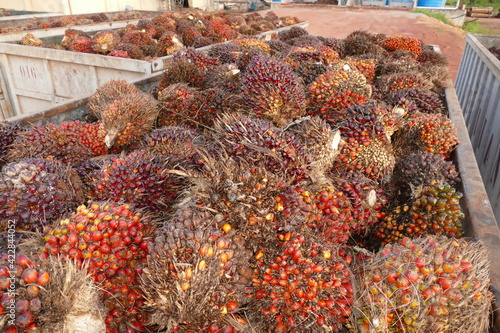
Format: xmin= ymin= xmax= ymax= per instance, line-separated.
xmin=260 ymin=5 xmax=469 ymax=83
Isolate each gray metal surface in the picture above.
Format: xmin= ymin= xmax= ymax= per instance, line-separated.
xmin=455 ymin=33 xmax=500 ymax=227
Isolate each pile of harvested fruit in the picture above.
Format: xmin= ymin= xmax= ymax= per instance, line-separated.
xmin=18 ymin=10 xmax=301 ymax=60
xmin=0 ymin=10 xmax=155 ymax=34
xmin=0 ymin=21 xmax=494 ymax=333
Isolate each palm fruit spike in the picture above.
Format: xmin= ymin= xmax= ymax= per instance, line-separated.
xmin=6 ymin=121 xmax=107 ymax=166
xmin=393 ymin=112 xmax=459 ymax=158
xmin=250 ymin=233 xmax=354 ymax=332
xmin=392 ymin=152 xmax=460 ymax=202
xmin=141 ymin=202 xmax=253 ymax=331
xmin=68 ymin=36 xmax=94 ymax=53
xmin=284 ymin=116 xmax=342 ymax=173
xmin=0 ymin=252 xmax=52 ymax=331
xmin=0 ymin=158 xmax=86 ymax=232
xmin=142 ymin=125 xmax=206 ymax=168
xmin=373 ymin=182 xmax=464 ymax=247
xmin=386 ymin=88 xmax=445 ymax=114
xmin=352 ymin=236 xmax=492 ymax=333
xmin=295 ymin=62 xmax=329 ymax=87
xmin=307 ymin=66 xmax=371 ymax=118
xmin=28 ymin=256 xmax=106 ymax=332
xmin=332 ymin=172 xmax=388 ymax=238
xmin=179 ymin=26 xmax=201 ymax=47
xmin=333 ymin=112 xmax=395 ymax=183
xmin=20 ymin=33 xmax=43 ymax=47
xmin=61 ymin=29 xmax=89 ymax=49
xmin=278 ymin=45 xmax=339 ymax=70
xmin=158 ymin=60 xmax=205 ymax=89
xmin=91 ymin=30 xmax=121 ymax=54
xmin=97 ymin=90 xmax=158 ymax=149
xmin=213 ymin=113 xmax=312 ymax=185
xmin=0 ymin=121 xmax=23 ymax=165
xmin=157 ymin=32 xmax=183 ymax=56
xmin=42 ymin=202 xmax=155 ymax=333
xmin=92 ymin=150 xmax=185 ymax=217
xmin=381 ymin=35 xmax=422 ymax=58
xmin=173 ymin=47 xmax=218 ymax=72
xmin=241 ymin=56 xmax=307 ymax=126
xmin=87 ymin=79 xmax=139 ymax=116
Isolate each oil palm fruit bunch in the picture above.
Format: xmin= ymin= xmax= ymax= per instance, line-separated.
xmin=391 ymin=152 xmax=460 ymax=202
xmin=279 ymin=45 xmax=340 ymax=70
xmin=392 ymin=112 xmax=459 ymax=158
xmin=212 ymin=113 xmax=312 ymax=185
xmin=42 ymin=202 xmax=155 ymax=333
xmin=284 ymin=116 xmax=342 ymax=173
xmin=141 ymin=202 xmax=253 ymax=331
xmin=386 ymin=88 xmax=444 ymax=114
xmin=159 ymin=60 xmax=206 ymax=89
xmin=207 ymin=43 xmax=244 ymax=64
xmin=294 ymin=62 xmax=329 ymax=87
xmin=91 ymin=30 xmax=121 ymax=54
xmin=121 ymin=30 xmax=154 ymax=48
xmin=157 ymin=32 xmax=184 ymax=57
xmin=173 ymin=47 xmax=219 ymax=72
xmin=0 ymin=121 xmax=23 ymax=165
xmin=372 ymin=182 xmax=464 ymax=247
xmin=375 ymin=72 xmax=429 ymax=96
xmin=0 ymin=252 xmax=51 ymax=331
xmin=204 ymin=63 xmax=242 ymax=94
xmin=230 ymin=37 xmax=271 ymax=53
xmin=0 ymin=157 xmax=85 ymax=232
xmin=276 ymin=26 xmax=308 ymax=43
xmin=307 ymin=66 xmax=371 ymax=118
xmin=277 ymin=184 xmax=355 ymax=245
xmin=142 ymin=125 xmax=206 ymax=169
xmin=61 ymin=28 xmax=89 ymax=49
xmin=136 ymin=18 xmax=156 ymax=36
xmin=381 ymin=35 xmax=422 ymax=59
xmin=235 ymin=46 xmax=269 ymax=72
xmin=7 ymin=120 xmax=107 ymax=166
xmin=377 ymin=51 xmax=420 ymax=76
xmin=94 ymin=87 xmax=159 ymax=149
xmin=179 ymin=26 xmax=201 ymax=47
xmin=250 ymin=232 xmax=354 ymax=332
xmin=92 ymin=150 xmax=185 ymax=218
xmin=20 ymin=33 xmax=43 ymax=47
xmin=342 ymin=30 xmax=387 ymax=58
xmin=88 ymin=79 xmax=139 ymax=115
xmin=265 ymin=39 xmax=292 ymax=55
xmin=345 ymin=101 xmax=404 ymax=138
xmin=156 ymin=83 xmax=199 ymax=127
xmin=351 ymin=236 xmax=492 ymax=333
xmin=333 ymin=112 xmax=395 ymax=183
xmin=68 ymin=36 xmax=94 ymax=53
xmin=332 ymin=172 xmax=388 ymax=238
xmin=1 ymin=255 xmax=106 ymax=333
xmin=111 ymin=42 xmax=144 ymax=59
xmin=241 ymin=56 xmax=307 ymax=126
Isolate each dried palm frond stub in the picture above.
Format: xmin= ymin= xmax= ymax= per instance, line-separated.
xmin=350 ymin=236 xmax=492 ymax=333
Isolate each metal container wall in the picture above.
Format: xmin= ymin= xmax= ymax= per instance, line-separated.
xmin=0 ymin=21 xmax=309 ymax=120
xmin=455 ymin=33 xmax=500 ymax=226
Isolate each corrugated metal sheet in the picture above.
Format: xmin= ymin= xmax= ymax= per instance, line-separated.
xmin=455 ymin=33 xmax=500 ymax=226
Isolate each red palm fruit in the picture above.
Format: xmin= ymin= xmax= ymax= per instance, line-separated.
xmin=68 ymin=36 xmax=94 ymax=53
xmin=91 ymin=30 xmax=121 ymax=54
xmin=381 ymin=36 xmax=422 ymax=58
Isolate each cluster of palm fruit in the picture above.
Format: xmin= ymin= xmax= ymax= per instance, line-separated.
xmin=351 ymin=236 xmax=493 ymax=333
xmin=0 ymin=11 xmax=152 ymax=34
xmin=20 ymin=10 xmax=301 ymax=60
xmin=1 ymin=27 xmax=490 ymax=332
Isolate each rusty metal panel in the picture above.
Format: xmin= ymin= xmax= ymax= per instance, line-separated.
xmin=455 ymin=33 xmax=500 ymax=226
